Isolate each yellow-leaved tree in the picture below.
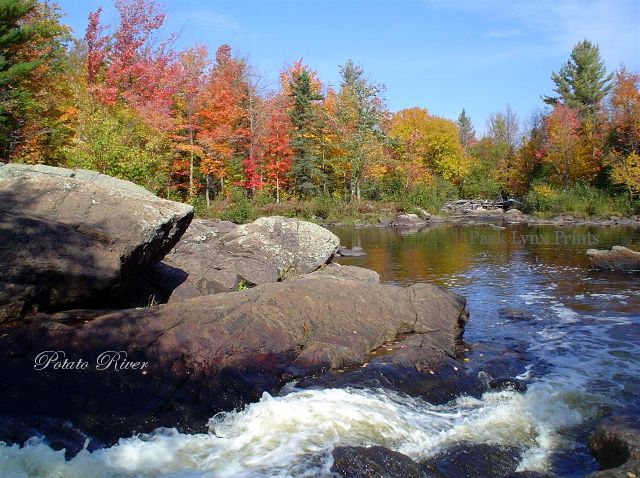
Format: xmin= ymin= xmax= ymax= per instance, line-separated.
xmin=390 ymin=108 xmax=469 ymax=184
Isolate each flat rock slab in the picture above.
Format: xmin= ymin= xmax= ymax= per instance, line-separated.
xmin=0 ymin=277 xmax=468 ymax=444
xmin=0 ymin=164 xmax=193 ymax=322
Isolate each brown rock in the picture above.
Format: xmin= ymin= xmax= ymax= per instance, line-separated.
xmin=587 ymin=246 xmax=640 ymax=272
xmin=0 ymin=278 xmax=467 ymax=444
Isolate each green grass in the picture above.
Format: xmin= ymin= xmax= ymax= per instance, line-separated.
xmin=525 ymin=183 xmax=636 ymax=218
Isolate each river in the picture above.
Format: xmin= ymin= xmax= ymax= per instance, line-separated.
xmin=1 ymin=224 xmax=639 ymax=477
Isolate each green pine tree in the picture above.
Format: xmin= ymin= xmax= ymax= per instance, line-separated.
xmin=288 ymin=69 xmax=324 ymax=197
xmin=456 ymin=109 xmax=476 ymax=148
xmin=1 ymin=0 xmax=38 ymax=152
xmin=543 ymin=39 xmax=613 ymax=119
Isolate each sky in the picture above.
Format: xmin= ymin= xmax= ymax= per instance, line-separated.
xmin=56 ymin=0 xmax=640 ymax=134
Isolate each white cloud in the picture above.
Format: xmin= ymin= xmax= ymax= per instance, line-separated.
xmin=171 ymin=10 xmax=240 ymax=31
xmin=425 ymin=0 xmax=640 ymax=68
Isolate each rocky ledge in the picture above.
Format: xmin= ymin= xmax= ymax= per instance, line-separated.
xmin=0 ymin=275 xmax=469 ymax=445
xmin=0 ymin=164 xmax=494 ymax=453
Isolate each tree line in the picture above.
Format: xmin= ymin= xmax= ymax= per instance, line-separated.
xmin=2 ymin=0 xmax=639 ymax=213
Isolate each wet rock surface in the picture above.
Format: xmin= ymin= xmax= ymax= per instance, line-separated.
xmin=422 ymin=442 xmax=524 ymax=478
xmin=0 ymin=278 xmax=468 ymax=445
xmin=588 ymin=414 xmax=640 ymax=477
xmin=296 ymin=336 xmax=475 ymax=405
xmin=331 ymin=446 xmax=428 ymax=478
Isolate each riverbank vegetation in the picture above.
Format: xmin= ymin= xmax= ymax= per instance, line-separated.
xmin=2 ymin=0 xmax=639 ymax=221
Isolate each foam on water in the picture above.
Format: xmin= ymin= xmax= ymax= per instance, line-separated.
xmin=0 ymin=384 xmax=589 ymax=478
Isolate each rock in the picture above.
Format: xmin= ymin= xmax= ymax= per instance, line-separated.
xmin=331 ymin=446 xmax=429 ymax=478
xmin=336 ymin=245 xmax=367 ymax=257
xmin=489 ymin=378 xmax=528 ymax=393
xmin=588 ymin=415 xmax=640 ymax=477
xmin=422 ymin=442 xmax=523 ymax=478
xmin=498 ymin=307 xmax=536 ymax=321
xmin=158 ymin=219 xmax=279 ymax=302
xmin=415 ymin=208 xmax=431 ymax=221
xmin=0 ymin=164 xmax=193 ymax=322
xmin=223 ymin=216 xmax=339 ymax=276
xmin=504 ymin=209 xmax=528 ymax=223
xmin=0 ymin=414 xmax=104 ymax=459
xmin=139 ymin=217 xmax=340 ymax=302
xmin=290 ymin=263 xmax=380 ymax=283
xmin=391 ymin=213 xmax=428 ymax=228
xmin=296 ymin=335 xmax=475 ymax=405
xmin=442 ymin=199 xmax=506 ymax=220
xmin=587 ymin=246 xmax=640 ymax=272
xmin=0 ymin=278 xmax=468 ymax=444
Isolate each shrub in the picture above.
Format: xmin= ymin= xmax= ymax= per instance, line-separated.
xmin=525 ymin=182 xmax=633 ymax=217
xmin=399 ymin=178 xmax=459 ymax=214
xmin=219 ymin=187 xmax=256 ymax=223
xmin=460 ymin=167 xmax=501 ymax=199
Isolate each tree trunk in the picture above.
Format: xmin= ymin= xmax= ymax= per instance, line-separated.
xmin=189 ymin=126 xmax=194 ymax=199
xmin=205 ymin=175 xmax=210 ymax=207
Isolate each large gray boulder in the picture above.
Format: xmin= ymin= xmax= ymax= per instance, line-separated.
xmin=223 ymin=216 xmax=339 ymax=276
xmin=0 ymin=278 xmax=468 ymax=444
xmin=0 ymin=164 xmax=193 ymax=322
xmin=587 ymin=246 xmax=640 ymax=272
xmin=142 ymin=217 xmax=340 ymax=303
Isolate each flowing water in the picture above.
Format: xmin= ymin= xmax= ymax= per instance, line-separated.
xmin=1 ymin=224 xmax=639 ymax=478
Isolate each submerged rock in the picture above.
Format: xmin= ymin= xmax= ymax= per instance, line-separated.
xmin=588 ymin=414 xmax=640 ymax=477
xmin=587 ymin=246 xmax=640 ymax=272
xmin=0 ymin=164 xmax=193 ymax=322
xmin=336 ymin=245 xmax=367 ymax=257
xmin=0 ymin=278 xmax=467 ymax=444
xmin=498 ymin=307 xmax=536 ymax=321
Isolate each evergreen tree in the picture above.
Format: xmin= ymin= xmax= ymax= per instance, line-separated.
xmin=543 ymin=40 xmax=613 ymax=119
xmin=456 ymin=109 xmax=476 ymax=148
xmin=1 ymin=0 xmax=38 ymax=158
xmin=1 ymin=0 xmax=69 ymax=161
xmin=288 ymin=69 xmax=323 ymax=197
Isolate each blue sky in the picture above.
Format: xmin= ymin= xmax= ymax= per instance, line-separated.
xmin=57 ymin=0 xmax=640 ymax=134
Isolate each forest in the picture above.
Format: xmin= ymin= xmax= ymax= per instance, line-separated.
xmin=2 ymin=0 xmax=639 ymax=222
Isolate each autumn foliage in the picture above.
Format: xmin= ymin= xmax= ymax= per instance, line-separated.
xmin=3 ymin=0 xmax=640 ymax=215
